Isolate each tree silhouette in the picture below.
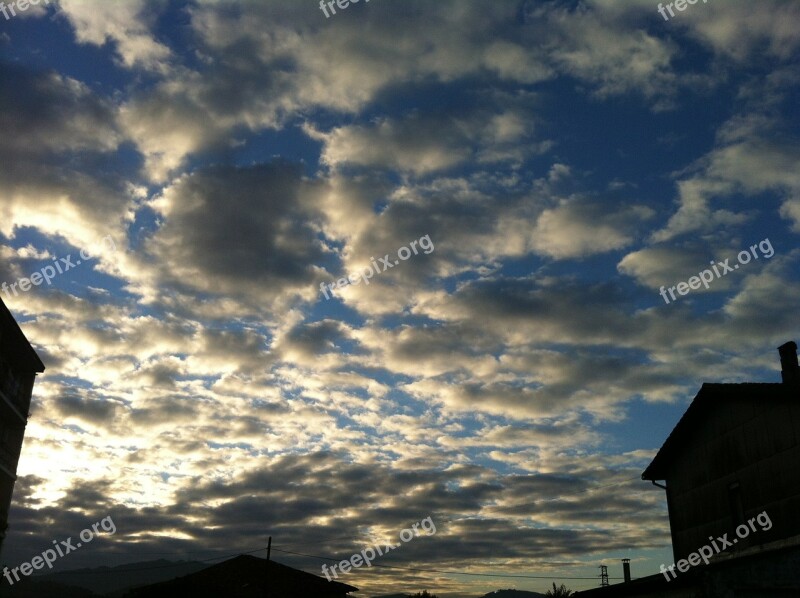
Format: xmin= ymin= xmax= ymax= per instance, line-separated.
xmin=545 ymin=582 xmax=573 ymax=597
xmin=410 ymin=592 xmax=438 ymax=598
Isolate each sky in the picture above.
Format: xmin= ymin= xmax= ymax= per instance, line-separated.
xmin=1 ymin=0 xmax=799 ymax=595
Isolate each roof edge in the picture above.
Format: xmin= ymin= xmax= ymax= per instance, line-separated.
xmin=0 ymin=297 xmax=45 ymax=372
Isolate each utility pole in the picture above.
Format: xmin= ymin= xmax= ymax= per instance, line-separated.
xmin=264 ymin=536 xmax=272 ymax=598
xmin=599 ymin=564 xmax=609 ymax=587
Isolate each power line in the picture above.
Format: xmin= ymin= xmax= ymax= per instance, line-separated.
xmin=271 ymin=547 xmax=625 ymax=581
xmin=273 ymin=534 xmax=367 ymax=548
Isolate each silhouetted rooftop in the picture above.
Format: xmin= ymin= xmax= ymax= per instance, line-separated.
xmin=0 ymin=296 xmax=45 ymax=372
xmin=125 ymin=554 xmax=358 ymax=597
xmin=642 ymin=382 xmax=794 ymax=481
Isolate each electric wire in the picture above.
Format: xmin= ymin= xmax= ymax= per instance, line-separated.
xmin=271 ymin=547 xmax=625 ymax=581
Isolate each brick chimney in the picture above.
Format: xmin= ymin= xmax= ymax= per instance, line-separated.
xmin=778 ymin=341 xmax=798 ymax=385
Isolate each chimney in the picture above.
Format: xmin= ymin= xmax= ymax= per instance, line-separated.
xmin=778 ymin=341 xmax=799 ymax=385
xmin=622 ymin=558 xmax=631 ymax=583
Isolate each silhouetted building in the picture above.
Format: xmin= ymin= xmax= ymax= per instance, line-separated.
xmin=125 ymin=554 xmax=358 ymax=597
xmin=576 ymin=342 xmax=800 ymax=597
xmin=641 ymin=341 xmax=800 ymax=561
xmin=0 ymin=297 xmax=44 ymax=557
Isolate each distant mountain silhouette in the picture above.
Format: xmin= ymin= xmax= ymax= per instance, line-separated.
xmin=124 ymin=554 xmax=357 ymax=597
xmin=1 ymin=560 xmax=208 ymax=597
xmin=0 ymin=577 xmax=99 ymax=598
xmin=480 ymin=590 xmax=548 ymax=598
xmin=44 ymin=559 xmax=207 ymax=596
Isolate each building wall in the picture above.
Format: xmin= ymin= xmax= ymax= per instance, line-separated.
xmin=0 ymin=351 xmax=36 ymax=417
xmin=664 ymin=391 xmax=800 ymax=561
xmin=0 ymin=343 xmax=39 ymax=555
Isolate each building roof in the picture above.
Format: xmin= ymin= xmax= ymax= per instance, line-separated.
xmin=0 ymin=296 xmax=45 ymax=372
xmin=575 ymin=534 xmax=800 ymax=596
xmin=641 ymin=382 xmax=793 ymax=481
xmin=125 ymin=554 xmax=358 ymax=597
xmin=573 ymin=571 xmax=674 ymax=596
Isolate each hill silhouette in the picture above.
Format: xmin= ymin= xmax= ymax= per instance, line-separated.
xmin=0 ymin=560 xmax=208 ymax=597
xmin=480 ymin=590 xmax=548 ymax=598
xmin=0 ymin=577 xmax=98 ymax=598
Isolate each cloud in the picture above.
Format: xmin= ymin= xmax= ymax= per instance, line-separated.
xmin=545 ymin=4 xmax=678 ymax=104
xmin=4 ymin=3 xmax=800 ymax=594
xmin=781 ymin=198 xmax=800 ymax=232
xmin=56 ymin=0 xmax=173 ymax=71
xmin=121 ymin=0 xmax=554 ymax=180
xmin=311 ymin=101 xmax=550 ymax=176
xmin=529 ymin=198 xmax=654 ymax=259
xmin=0 ymin=62 xmax=120 ymax=157
xmin=142 ymin=162 xmax=328 ymax=306
xmin=618 ymin=244 xmax=723 ymax=291
xmin=678 ymin=0 xmax=800 ymax=62
xmin=652 ymin=132 xmax=800 ymax=242
xmin=53 ymin=392 xmax=123 ymax=424
xmin=0 ymin=62 xmax=129 ymax=248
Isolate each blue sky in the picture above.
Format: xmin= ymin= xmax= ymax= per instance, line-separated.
xmin=1 ymin=0 xmax=799 ymax=595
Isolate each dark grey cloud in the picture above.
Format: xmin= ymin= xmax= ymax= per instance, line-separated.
xmin=6 ymin=451 xmax=667 ymax=585
xmin=145 ymin=162 xmax=327 ymax=303
xmin=278 ymin=319 xmax=364 ymax=359
xmin=129 ymin=396 xmax=201 ymax=426
xmin=53 ymin=392 xmax=122 ymax=424
xmin=0 ymin=62 xmax=120 ymax=158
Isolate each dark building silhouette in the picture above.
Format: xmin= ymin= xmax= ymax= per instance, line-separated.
xmin=124 ymin=554 xmax=358 ymax=597
xmin=642 ymin=341 xmax=800 ymax=561
xmin=0 ymin=297 xmax=44 ymax=557
xmin=576 ymin=342 xmax=800 ymax=597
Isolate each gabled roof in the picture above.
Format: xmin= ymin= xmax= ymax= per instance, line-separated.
xmin=0 ymin=296 xmax=45 ymax=372
xmin=641 ymin=382 xmax=793 ymax=481
xmin=126 ymin=554 xmax=358 ymax=597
